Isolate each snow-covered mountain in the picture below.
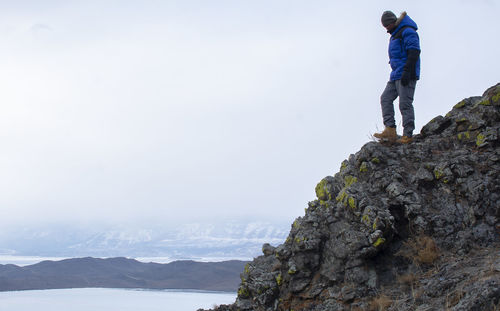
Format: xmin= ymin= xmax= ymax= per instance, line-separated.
xmin=0 ymin=221 xmax=289 ymax=260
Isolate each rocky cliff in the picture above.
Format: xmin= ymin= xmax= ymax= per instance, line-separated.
xmin=201 ymin=83 xmax=500 ymax=311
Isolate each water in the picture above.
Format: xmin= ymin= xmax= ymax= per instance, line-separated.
xmin=0 ymin=288 xmax=236 ymax=311
xmin=0 ymin=256 xmax=69 ymax=266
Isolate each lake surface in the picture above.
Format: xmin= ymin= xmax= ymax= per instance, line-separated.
xmin=0 ymin=288 xmax=236 ymax=311
xmin=0 ymin=255 xmax=69 ymax=266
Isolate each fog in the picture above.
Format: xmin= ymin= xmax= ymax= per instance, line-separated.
xmin=0 ymin=1 xmax=498 ymax=230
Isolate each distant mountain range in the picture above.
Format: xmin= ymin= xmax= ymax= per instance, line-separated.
xmin=0 ymin=257 xmax=248 ymax=292
xmin=0 ymin=221 xmax=289 ymax=260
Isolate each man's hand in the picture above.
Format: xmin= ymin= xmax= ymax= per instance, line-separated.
xmin=401 ymin=49 xmax=420 ymax=86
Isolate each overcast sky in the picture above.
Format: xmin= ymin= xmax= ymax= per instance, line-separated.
xmin=0 ymin=0 xmax=498 ymax=231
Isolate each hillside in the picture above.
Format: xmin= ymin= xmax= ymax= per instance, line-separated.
xmin=200 ymin=83 xmax=500 ymax=311
xmin=0 ymin=257 xmax=247 ymax=292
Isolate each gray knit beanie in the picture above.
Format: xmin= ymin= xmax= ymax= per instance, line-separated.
xmin=381 ymin=11 xmax=397 ymax=27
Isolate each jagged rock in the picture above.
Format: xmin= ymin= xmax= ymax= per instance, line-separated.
xmin=201 ymin=83 xmax=500 ymax=311
xmin=262 ymin=243 xmax=276 ymax=256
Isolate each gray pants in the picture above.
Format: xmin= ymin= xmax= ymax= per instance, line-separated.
xmin=380 ymin=80 xmax=417 ymax=137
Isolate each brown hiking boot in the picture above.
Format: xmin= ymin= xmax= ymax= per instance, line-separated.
xmin=397 ymin=136 xmax=413 ymax=144
xmin=373 ymin=127 xmax=397 ymax=141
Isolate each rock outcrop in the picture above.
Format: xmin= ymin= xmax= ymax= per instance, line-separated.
xmin=201 ymin=84 xmax=500 ymax=311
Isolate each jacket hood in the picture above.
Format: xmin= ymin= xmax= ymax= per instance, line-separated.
xmin=391 ymin=12 xmax=418 ymax=34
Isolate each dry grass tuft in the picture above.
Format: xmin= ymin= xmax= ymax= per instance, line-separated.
xmin=397 ymin=235 xmax=440 ymax=266
xmin=445 ymin=289 xmax=464 ymax=309
xmin=397 ymin=273 xmax=417 ymax=286
xmin=369 ymin=294 xmax=393 ymax=311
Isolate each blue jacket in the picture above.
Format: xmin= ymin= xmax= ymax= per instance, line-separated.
xmin=388 ymin=13 xmax=421 ymax=81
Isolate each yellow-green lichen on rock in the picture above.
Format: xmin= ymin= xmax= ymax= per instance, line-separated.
xmin=275 ymin=273 xmax=283 ymax=286
xmin=315 ymin=179 xmax=328 ymax=201
xmin=371 ymin=157 xmax=380 ymax=164
xmin=348 ymin=197 xmax=356 ymax=209
xmin=344 ymin=175 xmax=358 ymax=187
xmin=373 ymin=237 xmax=386 ymax=247
xmin=477 ymin=99 xmax=491 ymax=106
xmin=336 ymin=190 xmax=348 ymax=205
xmin=319 ymin=200 xmax=329 ymax=208
xmin=434 ymin=168 xmax=444 ymax=180
xmin=457 ymin=131 xmax=471 ymax=140
xmin=359 ymin=162 xmax=368 ymax=173
xmin=453 ymin=100 xmax=466 ymax=109
xmin=315 ymin=178 xmax=332 ymax=202
xmin=372 ymin=218 xmax=378 ymax=230
xmin=340 ymin=160 xmax=348 ymax=172
xmin=434 ymin=167 xmax=451 ymax=183
xmin=238 ymin=286 xmax=250 ymax=298
xmin=362 ymin=214 xmax=370 ymax=226
xmin=294 ymin=236 xmax=307 ymax=244
xmin=476 ymin=133 xmax=486 ymax=147
xmin=331 ymin=175 xmax=358 ymax=209
xmin=492 ymin=92 xmax=500 ymax=103
xmin=336 ymin=190 xmax=357 ymax=209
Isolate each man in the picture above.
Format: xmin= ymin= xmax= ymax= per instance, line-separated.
xmin=374 ymin=11 xmax=421 ymax=144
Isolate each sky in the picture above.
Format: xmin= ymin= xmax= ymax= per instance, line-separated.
xmin=0 ymin=0 xmax=498 ymax=232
